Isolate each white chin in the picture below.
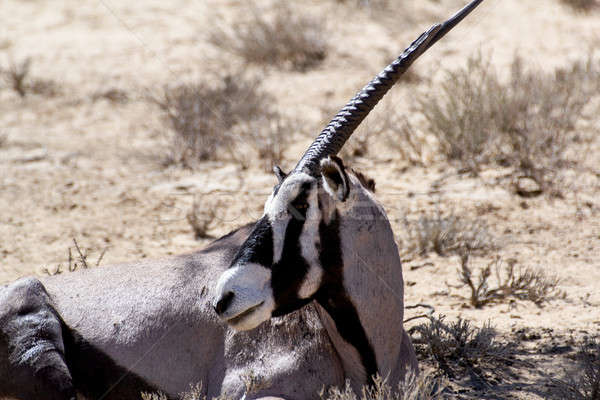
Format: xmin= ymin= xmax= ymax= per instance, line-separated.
xmin=229 ymin=317 xmax=264 ymax=331
xmin=227 ymin=300 xmax=273 ymax=331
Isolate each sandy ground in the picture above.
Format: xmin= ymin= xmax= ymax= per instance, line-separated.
xmin=1 ymin=0 xmax=600 ymax=398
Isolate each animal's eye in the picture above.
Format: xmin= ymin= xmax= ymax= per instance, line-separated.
xmin=292 ymin=201 xmax=308 ymax=210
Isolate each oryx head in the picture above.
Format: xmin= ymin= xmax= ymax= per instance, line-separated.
xmin=213 ymin=0 xmax=484 ymax=331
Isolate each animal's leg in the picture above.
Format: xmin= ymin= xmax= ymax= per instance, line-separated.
xmin=0 ymin=277 xmax=76 ymax=400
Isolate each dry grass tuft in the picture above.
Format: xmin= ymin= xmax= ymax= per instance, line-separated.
xmin=418 ymin=53 xmax=599 ymax=194
xmin=410 ymin=315 xmax=516 ymax=381
xmin=324 ymin=96 xmax=425 ymax=165
xmin=91 ymin=87 xmax=129 ymax=103
xmin=229 ymin=113 xmax=294 ymax=171
xmin=42 ymin=239 xmax=108 ymax=276
xmin=401 ymin=210 xmax=494 ymax=257
xmin=320 ymin=371 xmax=446 ymax=400
xmin=209 ymin=3 xmax=327 ymax=71
xmin=3 ymin=57 xmax=30 ymax=97
xmin=153 ymin=75 xmax=263 ymax=166
xmin=550 ymin=338 xmax=600 ymax=399
xmin=458 ymin=253 xmax=563 ymax=308
xmin=153 ymin=74 xmax=293 ymax=169
xmin=335 ymin=0 xmax=391 ymax=9
xmin=1 ymin=57 xmax=61 ymax=97
xmin=187 ymin=197 xmax=221 ymax=239
xmin=560 ymin=0 xmax=598 ymax=12
xmin=141 ymin=382 xmax=232 ymax=400
xmin=333 ymin=0 xmax=414 ymax=27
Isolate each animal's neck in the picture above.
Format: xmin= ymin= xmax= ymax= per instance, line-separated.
xmin=316 ymin=205 xmax=378 ymax=389
xmin=317 ymin=189 xmax=408 ymax=388
xmin=314 ymin=301 xmax=368 ymax=388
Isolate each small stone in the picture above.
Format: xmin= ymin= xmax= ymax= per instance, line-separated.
xmin=514 ymin=176 xmax=542 ymax=198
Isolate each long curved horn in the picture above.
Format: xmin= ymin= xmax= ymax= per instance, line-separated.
xmin=293 ymin=0 xmax=485 ymax=174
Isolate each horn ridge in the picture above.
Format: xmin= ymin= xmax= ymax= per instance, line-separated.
xmin=294 ymin=0 xmax=484 ymax=175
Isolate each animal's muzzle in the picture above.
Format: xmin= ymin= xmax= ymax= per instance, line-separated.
xmin=213 ymin=291 xmax=234 ymax=316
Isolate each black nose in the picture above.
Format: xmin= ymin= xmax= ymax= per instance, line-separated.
xmin=214 ymin=291 xmax=234 ymax=316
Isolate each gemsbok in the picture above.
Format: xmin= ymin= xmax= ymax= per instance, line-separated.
xmin=0 ymin=1 xmax=484 ymax=399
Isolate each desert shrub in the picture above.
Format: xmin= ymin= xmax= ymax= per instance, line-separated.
xmin=333 ymin=101 xmax=424 ymax=165
xmin=401 ymin=210 xmax=494 ymax=257
xmin=320 ymin=371 xmax=446 ymax=400
xmin=333 ymin=0 xmax=414 ymax=27
xmin=209 ymin=3 xmax=327 ymax=71
xmin=457 ymin=253 xmax=563 ymax=308
xmin=91 ymin=87 xmax=129 ymax=103
xmin=154 ymin=74 xmax=293 ymax=169
xmin=560 ymin=0 xmax=598 ymax=12
xmin=229 ymin=113 xmax=294 ymax=171
xmin=550 ymin=338 xmax=600 ymax=399
xmin=3 ymin=57 xmax=29 ymax=97
xmin=1 ymin=57 xmax=61 ymax=97
xmin=335 ymin=0 xmax=390 ymax=8
xmin=418 ymin=53 xmax=599 ymax=193
xmin=410 ymin=315 xmax=516 ymax=380
xmin=338 ymin=127 xmax=372 ymax=163
xmin=187 ymin=197 xmax=220 ymax=239
xmin=154 ymin=75 xmax=263 ymax=166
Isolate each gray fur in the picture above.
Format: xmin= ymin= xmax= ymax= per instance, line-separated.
xmin=0 ymin=168 xmax=416 ymax=400
xmin=214 ymin=166 xmax=418 ymax=395
xmin=0 ymin=226 xmax=344 ymax=399
xmin=335 ymin=174 xmax=418 ymax=390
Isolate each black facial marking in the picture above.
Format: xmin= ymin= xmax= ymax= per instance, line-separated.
xmin=228 ymin=180 xmax=315 ymax=317
xmin=287 ymin=183 xmax=312 ymax=221
xmin=271 ymin=181 xmax=314 ymax=315
xmin=230 ymin=216 xmax=274 ymax=268
xmin=315 ymin=210 xmax=378 ymax=385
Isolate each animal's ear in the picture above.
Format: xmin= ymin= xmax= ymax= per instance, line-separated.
xmin=320 ymin=156 xmax=350 ymax=202
xmin=273 ymin=165 xmax=288 ymax=184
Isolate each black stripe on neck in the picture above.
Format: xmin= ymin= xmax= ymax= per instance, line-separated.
xmin=316 ymin=210 xmax=378 ymax=385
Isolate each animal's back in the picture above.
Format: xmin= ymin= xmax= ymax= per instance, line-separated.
xmin=1 ymin=223 xmax=344 ymax=399
xmin=39 ymin=253 xmax=226 ymax=398
xmin=34 ymin=226 xmax=248 ymax=398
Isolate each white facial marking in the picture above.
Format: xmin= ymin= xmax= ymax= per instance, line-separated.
xmin=264 ymin=173 xmax=314 ymax=264
xmin=265 ymin=172 xmax=324 ymax=299
xmin=213 ymin=263 xmax=275 ymax=331
xmin=297 ymin=185 xmax=323 ymax=298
